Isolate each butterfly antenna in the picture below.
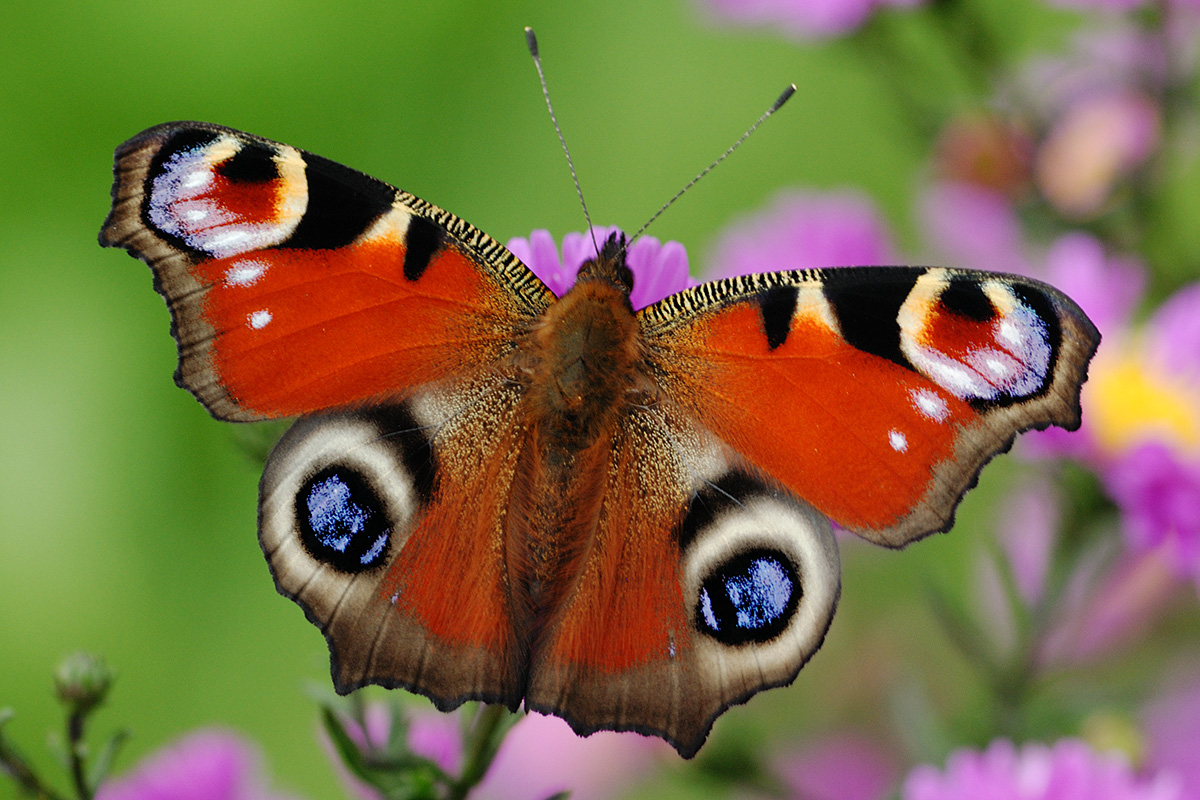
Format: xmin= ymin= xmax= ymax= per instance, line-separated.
xmin=526 ymin=27 xmax=599 ymax=256
xmin=624 ymin=83 xmax=797 ymax=251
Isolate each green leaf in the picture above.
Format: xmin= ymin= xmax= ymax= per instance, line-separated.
xmin=87 ymin=728 xmax=130 ymax=792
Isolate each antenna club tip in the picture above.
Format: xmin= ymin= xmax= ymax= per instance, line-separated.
xmin=772 ymin=84 xmax=797 ymax=112
xmin=525 ymin=27 xmax=539 ymax=57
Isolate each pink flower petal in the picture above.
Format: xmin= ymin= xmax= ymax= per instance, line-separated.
xmin=903 ymin=738 xmax=1189 ymax=800
xmin=707 ymin=190 xmax=896 ymax=280
xmin=1145 ymin=668 xmax=1200 ymax=798
xmin=473 ymin=712 xmax=668 ymax=800
xmin=507 ymin=228 xmax=691 ymax=310
xmin=699 ymin=0 xmax=924 ymax=39
xmin=773 ymin=733 xmax=898 ymax=800
xmin=97 ymin=730 xmax=297 ymax=800
xmin=920 ymin=182 xmax=1030 ymax=275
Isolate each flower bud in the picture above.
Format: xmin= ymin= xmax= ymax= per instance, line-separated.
xmin=53 ymin=652 xmax=112 ymax=714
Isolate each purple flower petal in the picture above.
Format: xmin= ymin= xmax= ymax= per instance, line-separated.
xmin=97 ymin=730 xmax=297 ymax=800
xmin=1042 ymin=232 xmax=1146 ymax=338
xmin=407 ymin=711 xmax=463 ymax=776
xmin=473 ymin=712 xmax=668 ymax=800
xmin=920 ymin=182 xmax=1031 ymax=275
xmin=903 ymin=738 xmax=1189 ymax=800
xmin=1105 ymin=443 xmax=1200 ymax=580
xmin=773 ymin=733 xmax=898 ymax=800
xmin=706 ymin=190 xmax=897 ymax=280
xmin=507 ymin=228 xmax=691 ymax=310
xmin=1145 ymin=668 xmax=1200 ymax=798
xmin=1143 ymin=282 xmax=1200 ymax=382
xmin=627 ymin=237 xmax=694 ymax=310
xmin=699 ymin=0 xmax=924 ymax=39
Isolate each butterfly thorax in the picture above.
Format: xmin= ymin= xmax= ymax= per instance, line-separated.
xmin=523 ymin=237 xmax=641 ymax=452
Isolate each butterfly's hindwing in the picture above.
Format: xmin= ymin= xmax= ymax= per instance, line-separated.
xmin=524 ymin=403 xmax=839 ymax=758
xmin=259 ymin=384 xmax=528 ymax=709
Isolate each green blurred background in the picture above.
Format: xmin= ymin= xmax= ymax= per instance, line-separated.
xmin=0 ymin=0 xmax=1147 ymax=797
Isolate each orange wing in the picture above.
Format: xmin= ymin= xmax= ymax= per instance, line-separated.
xmin=524 ymin=402 xmax=841 ymax=757
xmin=639 ymin=266 xmax=1100 ymax=546
xmin=99 ymin=122 xmax=552 ymax=420
xmin=258 ymin=377 xmax=531 ymax=710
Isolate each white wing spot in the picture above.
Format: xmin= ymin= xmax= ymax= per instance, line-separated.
xmin=181 ymin=170 xmax=211 ymax=189
xmin=207 ymin=229 xmax=254 ymax=252
xmin=998 ymin=318 xmax=1023 ymax=348
xmin=911 ymin=388 xmax=950 ymax=422
xmin=248 ymin=309 xmax=272 ymax=330
xmin=888 ymin=430 xmax=908 ymax=452
xmin=225 ymin=260 xmax=267 ymax=287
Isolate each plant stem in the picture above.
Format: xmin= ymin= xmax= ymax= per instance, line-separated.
xmin=67 ymin=711 xmax=90 ymax=800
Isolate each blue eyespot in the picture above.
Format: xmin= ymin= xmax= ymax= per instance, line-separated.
xmin=297 ymin=467 xmax=390 ymax=572
xmin=697 ymin=550 xmax=799 ymax=645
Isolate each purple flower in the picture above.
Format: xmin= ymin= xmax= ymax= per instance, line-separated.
xmin=96 ymin=730 xmax=298 ymax=800
xmin=1040 ymin=233 xmax=1145 ymax=337
xmin=920 ymin=182 xmax=1031 ymax=275
xmin=1063 ymin=279 xmax=1200 ymax=584
xmin=327 ymin=706 xmax=665 ymax=800
xmin=1145 ymin=667 xmax=1200 ymax=798
xmin=706 ymin=190 xmax=897 ymax=279
xmin=1035 ymin=89 xmax=1160 ymax=219
xmin=902 ymin=739 xmax=1190 ymax=800
xmin=1105 ymin=444 xmax=1200 ymax=581
xmin=506 ymin=227 xmax=693 ymax=310
xmin=988 ymin=22 xmax=1172 ymax=219
xmin=772 ymin=733 xmax=898 ymax=800
xmin=1043 ymin=0 xmax=1200 ymax=11
xmin=473 ymin=712 xmax=667 ymax=800
xmin=698 ymin=0 xmax=924 ymax=39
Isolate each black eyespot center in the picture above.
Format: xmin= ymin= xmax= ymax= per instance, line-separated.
xmin=296 ymin=466 xmax=391 ymax=573
xmin=217 ymin=141 xmax=280 ymax=184
xmin=696 ymin=548 xmax=800 ymax=645
xmin=941 ymin=276 xmax=996 ymax=322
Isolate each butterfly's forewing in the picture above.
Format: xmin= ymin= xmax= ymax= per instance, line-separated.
xmin=99 ymin=122 xmax=553 ymax=421
xmin=640 ymin=266 xmax=1100 ymax=546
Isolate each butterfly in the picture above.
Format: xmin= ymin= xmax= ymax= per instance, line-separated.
xmin=100 ymin=121 xmax=1099 ymax=757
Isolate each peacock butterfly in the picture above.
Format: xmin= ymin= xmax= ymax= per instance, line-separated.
xmin=99 ymin=120 xmax=1099 ymax=757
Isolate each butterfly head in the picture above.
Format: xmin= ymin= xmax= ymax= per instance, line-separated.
xmin=574 ymin=231 xmax=634 ymax=299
